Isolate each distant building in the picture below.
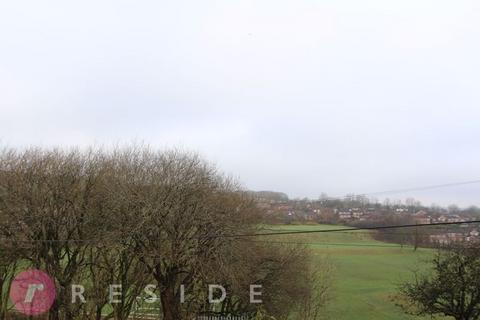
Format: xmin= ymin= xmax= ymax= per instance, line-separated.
xmin=430 ymin=233 xmax=465 ymax=245
xmin=338 ymin=211 xmax=352 ymax=220
xmin=352 ymin=211 xmax=364 ymax=219
xmin=413 ymin=210 xmax=431 ymax=225
xmin=437 ymin=214 xmax=465 ymax=223
xmin=429 ymin=230 xmax=479 ymax=245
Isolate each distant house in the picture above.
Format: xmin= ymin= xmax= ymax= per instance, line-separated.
xmin=352 ymin=211 xmax=364 ymax=219
xmin=413 ymin=210 xmax=431 ymax=225
xmin=437 ymin=215 xmax=447 ymax=223
xmin=437 ymin=214 xmax=466 ymax=223
xmin=429 ymin=229 xmax=479 ymax=245
xmin=446 ymin=214 xmax=464 ymax=223
xmin=414 ymin=210 xmax=427 ymax=216
xmin=430 ymin=232 xmax=465 ymax=245
xmin=338 ymin=211 xmax=352 ymax=220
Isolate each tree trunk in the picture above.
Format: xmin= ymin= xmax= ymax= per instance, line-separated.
xmin=160 ymin=286 xmax=180 ymax=320
xmin=96 ymin=306 xmax=103 ymax=320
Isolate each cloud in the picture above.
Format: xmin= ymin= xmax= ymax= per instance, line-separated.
xmin=1 ymin=0 xmax=479 ymax=206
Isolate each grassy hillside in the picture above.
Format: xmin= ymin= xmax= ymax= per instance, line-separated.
xmin=263 ymin=224 xmax=442 ymax=320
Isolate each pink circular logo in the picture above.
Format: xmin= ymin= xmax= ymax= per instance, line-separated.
xmin=9 ymin=269 xmax=56 ymax=315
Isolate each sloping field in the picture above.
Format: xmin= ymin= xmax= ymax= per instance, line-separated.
xmin=263 ymin=224 xmax=441 ymax=320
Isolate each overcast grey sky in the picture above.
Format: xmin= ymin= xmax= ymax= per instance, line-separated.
xmin=1 ymin=1 xmax=479 ymax=207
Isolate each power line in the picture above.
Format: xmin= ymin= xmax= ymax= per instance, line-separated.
xmin=259 ymin=229 xmax=459 ymax=236
xmin=259 ymin=227 xmax=460 ymax=234
xmin=228 ymin=220 xmax=480 ymax=238
xmin=1 ymin=221 xmax=479 ymax=243
xmin=364 ymin=179 xmax=480 ymax=197
xmin=316 ymin=178 xmax=480 ymax=201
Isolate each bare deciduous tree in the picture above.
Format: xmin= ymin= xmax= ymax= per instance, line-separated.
xmin=0 ymin=145 xmax=332 ymax=320
xmin=0 ymin=244 xmax=17 ymax=320
xmin=0 ymin=148 xmax=107 ymax=319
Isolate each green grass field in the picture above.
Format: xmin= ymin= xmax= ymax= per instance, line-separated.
xmin=263 ymin=224 xmax=443 ymax=320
